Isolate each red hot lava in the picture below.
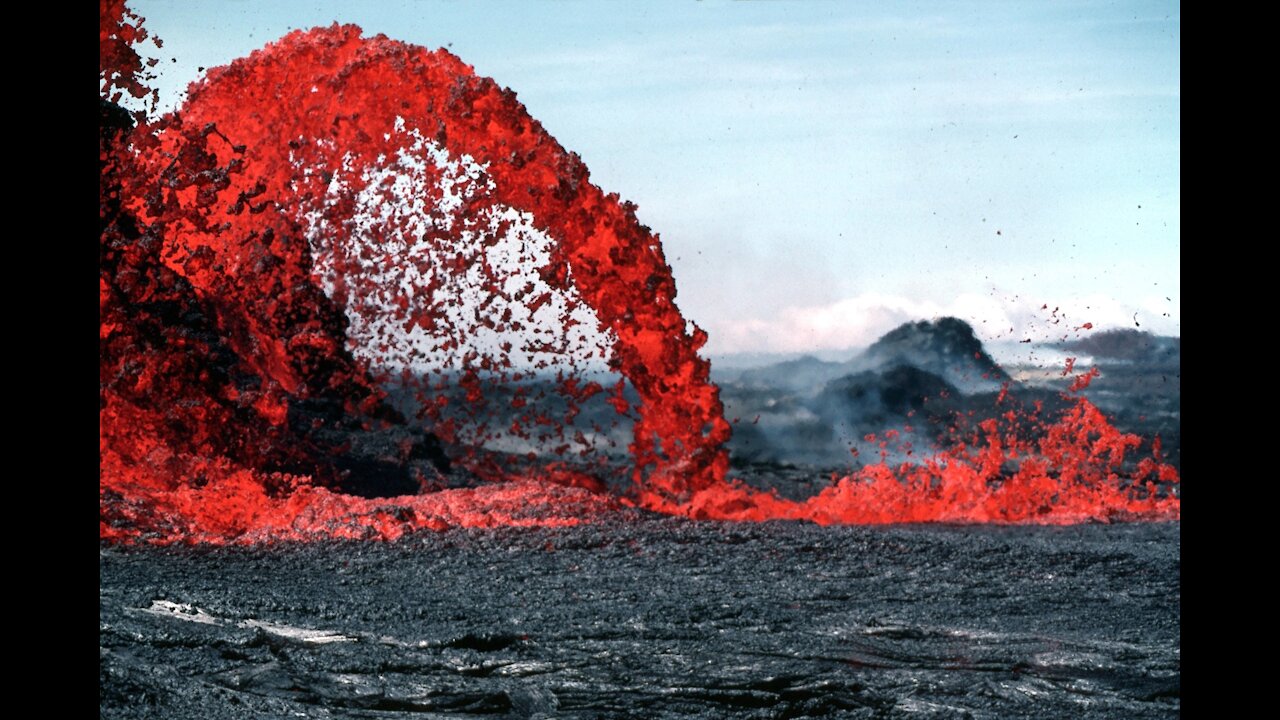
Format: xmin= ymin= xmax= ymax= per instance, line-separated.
xmin=100 ymin=3 xmax=1177 ymax=544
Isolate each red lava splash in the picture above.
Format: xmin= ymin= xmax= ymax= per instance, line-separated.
xmin=100 ymin=3 xmax=1177 ymax=544
xmin=654 ymin=388 xmax=1180 ymax=525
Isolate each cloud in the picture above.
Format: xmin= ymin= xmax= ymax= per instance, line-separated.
xmin=705 ymin=290 xmax=1179 ymax=355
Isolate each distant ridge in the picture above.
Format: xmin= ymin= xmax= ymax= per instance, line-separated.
xmin=1058 ymin=329 xmax=1180 ymax=364
xmin=857 ymin=317 xmax=1009 ymax=391
xmin=728 ymin=317 xmax=1007 ymax=395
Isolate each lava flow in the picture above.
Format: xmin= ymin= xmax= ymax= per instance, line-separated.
xmin=100 ymin=2 xmax=1177 ymax=544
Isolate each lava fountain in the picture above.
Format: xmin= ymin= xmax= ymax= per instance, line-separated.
xmin=100 ymin=3 xmax=1177 ymax=544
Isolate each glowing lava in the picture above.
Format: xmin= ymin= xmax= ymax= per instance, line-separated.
xmin=100 ymin=3 xmax=1177 ymax=544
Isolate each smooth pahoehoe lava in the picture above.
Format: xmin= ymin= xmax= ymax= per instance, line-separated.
xmin=100 ymin=4 xmax=1178 ymax=544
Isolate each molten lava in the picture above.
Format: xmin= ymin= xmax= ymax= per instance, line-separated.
xmin=100 ymin=2 xmax=1177 ymax=544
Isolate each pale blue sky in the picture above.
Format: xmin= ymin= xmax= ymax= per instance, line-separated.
xmin=130 ymin=0 xmax=1180 ymax=356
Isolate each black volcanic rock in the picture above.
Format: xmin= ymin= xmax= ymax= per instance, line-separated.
xmin=854 ymin=317 xmax=1008 ymax=392
xmin=1059 ymin=329 xmax=1180 ymax=365
xmin=100 ymin=523 xmax=1181 ymax=719
xmin=812 ymin=365 xmax=958 ymax=430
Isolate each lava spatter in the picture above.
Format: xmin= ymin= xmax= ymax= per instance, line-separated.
xmin=672 ymin=381 xmax=1179 ymax=526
